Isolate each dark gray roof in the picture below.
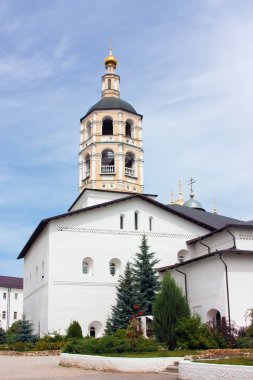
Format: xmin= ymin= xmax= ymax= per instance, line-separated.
xmin=0 ymin=276 xmax=23 ymax=289
xmin=167 ymin=204 xmax=244 ymax=230
xmin=81 ymin=97 xmax=142 ymax=120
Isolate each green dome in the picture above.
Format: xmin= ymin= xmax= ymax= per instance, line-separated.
xmin=184 ymin=198 xmax=205 ymax=211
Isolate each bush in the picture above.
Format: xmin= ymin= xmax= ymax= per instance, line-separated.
xmin=63 ymin=334 xmax=159 ymax=355
xmin=208 ymin=317 xmax=237 ymax=348
xmin=12 ymin=315 xmax=37 ymax=343
xmin=175 ymin=314 xmax=217 ymax=350
xmin=0 ymin=328 xmax=6 ymax=344
xmin=34 ymin=336 xmax=66 ymax=351
xmin=66 ymin=321 xmax=83 ymax=339
xmin=236 ymin=336 xmax=253 ymax=349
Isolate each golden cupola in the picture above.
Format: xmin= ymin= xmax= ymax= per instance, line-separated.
xmin=104 ymin=48 xmax=118 ymax=68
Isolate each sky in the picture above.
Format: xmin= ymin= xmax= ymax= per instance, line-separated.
xmin=1 ymin=0 xmax=253 ymax=276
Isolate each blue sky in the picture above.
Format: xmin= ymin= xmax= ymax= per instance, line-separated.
xmin=1 ymin=0 xmax=253 ymax=276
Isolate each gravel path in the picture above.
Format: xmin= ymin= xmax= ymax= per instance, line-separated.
xmin=0 ymin=355 xmax=177 ymax=380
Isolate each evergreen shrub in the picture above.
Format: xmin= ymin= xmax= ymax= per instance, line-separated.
xmin=66 ymin=321 xmax=83 ymax=339
xmin=175 ymin=314 xmax=217 ymax=350
xmin=0 ymin=328 xmax=6 ymax=344
xmin=63 ymin=334 xmax=159 ymax=355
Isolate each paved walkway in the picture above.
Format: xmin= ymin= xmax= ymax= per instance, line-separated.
xmin=0 ymin=356 xmax=178 ymax=380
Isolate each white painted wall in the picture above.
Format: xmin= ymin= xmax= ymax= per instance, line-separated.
xmin=24 ymin=196 xmax=208 ymax=336
xmin=23 ymin=225 xmax=50 ymax=336
xmin=0 ymin=287 xmax=23 ymax=331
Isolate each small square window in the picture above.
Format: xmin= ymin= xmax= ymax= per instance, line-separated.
xmin=2 ymin=311 xmax=6 ymax=319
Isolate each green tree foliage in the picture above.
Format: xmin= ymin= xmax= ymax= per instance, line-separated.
xmin=66 ymin=320 xmax=83 ymax=339
xmin=109 ymin=262 xmax=136 ymax=332
xmin=0 ymin=327 xmax=6 ymax=343
xmin=12 ymin=315 xmax=37 ymax=343
xmin=132 ymin=235 xmax=160 ymax=315
xmin=153 ymin=271 xmax=190 ymax=349
xmin=175 ymin=314 xmax=217 ymax=349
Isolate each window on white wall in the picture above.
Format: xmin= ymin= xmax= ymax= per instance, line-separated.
xmin=3 ymin=293 xmax=6 ymax=300
xmin=90 ymin=326 xmax=96 ymax=337
xmin=120 ymin=214 xmax=125 ymax=230
xmin=110 ymin=262 xmax=116 ymax=276
xmin=82 ymin=261 xmax=89 ymax=274
xmin=109 ymin=259 xmax=122 ymax=276
xmin=14 ymin=293 xmax=18 ymax=300
xmin=2 ymin=311 xmax=6 ymax=319
xmin=134 ymin=211 xmax=139 ymax=230
xmin=149 ymin=217 xmax=153 ymax=231
xmin=14 ymin=312 xmax=17 ymax=320
xmin=42 ymin=262 xmax=44 ymax=277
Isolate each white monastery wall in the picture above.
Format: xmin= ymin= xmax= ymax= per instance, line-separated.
xmin=227 ymin=254 xmax=253 ymax=326
xmin=23 ymin=226 xmax=50 ymax=336
xmin=0 ymin=287 xmax=23 ymax=331
xmin=235 ymin=228 xmax=253 ymax=250
xmin=171 ymin=256 xmax=227 ymax=323
xmin=37 ymin=197 xmax=208 ymax=335
xmin=189 ymin=230 xmax=234 ymax=258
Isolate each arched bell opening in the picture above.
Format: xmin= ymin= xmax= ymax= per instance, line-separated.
xmin=101 ymin=149 xmax=115 ymax=174
xmin=102 ymin=117 xmax=113 ymax=135
xmin=125 ymin=152 xmax=135 ymax=177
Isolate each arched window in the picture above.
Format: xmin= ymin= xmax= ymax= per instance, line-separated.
xmin=101 ymin=150 xmax=115 ymax=174
xmin=82 ymin=257 xmax=93 ymax=275
xmin=82 ymin=261 xmax=89 ymax=274
xmin=90 ymin=326 xmax=96 ymax=337
xmin=86 ymin=121 xmax=92 ymax=139
xmin=110 ymin=262 xmax=116 ymax=276
xmin=84 ymin=153 xmax=90 ymax=178
xmin=177 ymin=249 xmax=189 ymax=263
xmin=109 ymin=259 xmax=122 ymax=276
xmin=108 ymin=79 xmax=111 ymax=90
xmin=102 ymin=117 xmax=113 ymax=135
xmin=125 ymin=152 xmax=135 ymax=177
xmin=125 ymin=121 xmax=132 ymax=138
xmin=88 ymin=321 xmax=103 ymax=338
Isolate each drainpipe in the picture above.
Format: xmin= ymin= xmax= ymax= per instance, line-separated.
xmin=175 ymin=266 xmax=188 ymax=303
xmin=227 ymin=227 xmax=236 ymax=249
xmin=199 ymin=241 xmax=211 ymax=254
xmin=219 ymin=253 xmax=231 ymax=331
xmin=7 ymin=288 xmax=11 ymax=330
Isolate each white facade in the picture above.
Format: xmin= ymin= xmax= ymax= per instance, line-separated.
xmin=21 ymin=194 xmax=210 ymax=337
xmin=165 ymin=226 xmax=253 ymax=327
xmin=0 ymin=277 xmax=23 ymax=331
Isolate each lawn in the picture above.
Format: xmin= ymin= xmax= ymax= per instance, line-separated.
xmin=100 ymin=350 xmax=198 ymax=358
xmin=196 ymin=358 xmax=253 ymax=366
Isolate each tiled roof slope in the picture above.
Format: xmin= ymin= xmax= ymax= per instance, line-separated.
xmin=167 ymin=204 xmax=244 ymax=230
xmin=0 ymin=276 xmax=23 ymax=289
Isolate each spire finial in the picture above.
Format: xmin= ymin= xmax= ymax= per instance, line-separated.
xmin=212 ymin=197 xmax=217 ymax=214
xmin=188 ymin=177 xmax=195 ymax=198
xmin=104 ymin=44 xmax=117 ymax=68
xmin=178 ymin=179 xmax=183 ymax=200
xmin=170 ymin=190 xmax=174 ymax=204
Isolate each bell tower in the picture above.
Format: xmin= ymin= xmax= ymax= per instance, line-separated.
xmin=78 ymin=49 xmax=144 ymax=194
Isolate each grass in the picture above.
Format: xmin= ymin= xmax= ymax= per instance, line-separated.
xmin=196 ymin=358 xmax=253 ymax=366
xmin=99 ymin=350 xmax=199 ymax=358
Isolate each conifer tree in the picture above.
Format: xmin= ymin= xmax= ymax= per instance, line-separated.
xmin=110 ymin=261 xmax=136 ymax=332
xmin=13 ymin=315 xmax=37 ymax=343
xmin=0 ymin=327 xmax=6 ymax=343
xmin=153 ymin=271 xmax=190 ymax=349
xmin=132 ymin=235 xmax=160 ymax=315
